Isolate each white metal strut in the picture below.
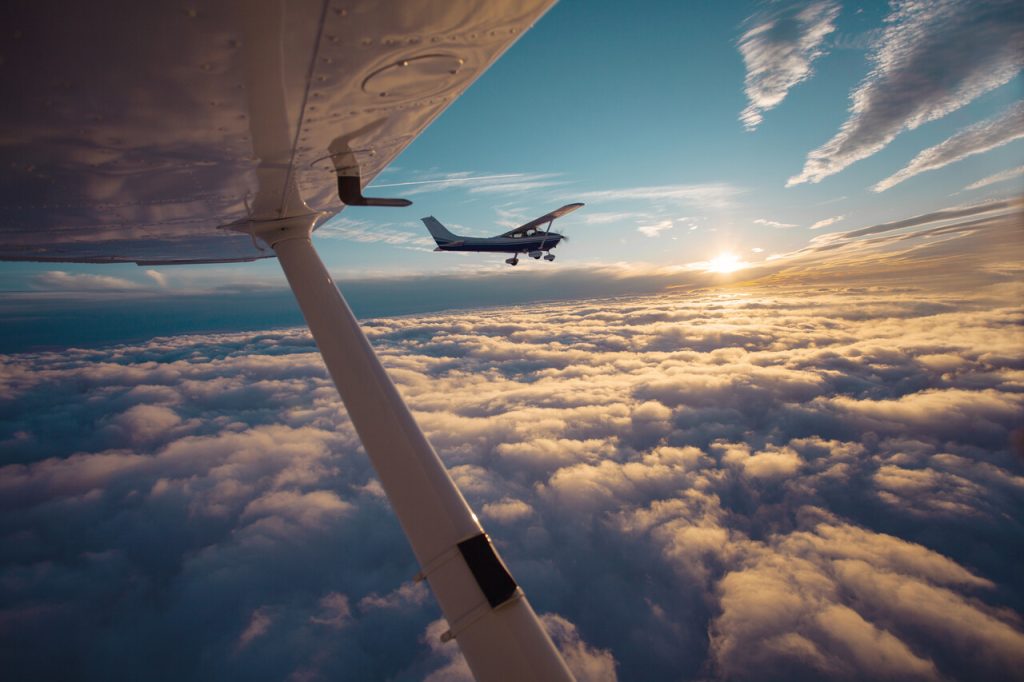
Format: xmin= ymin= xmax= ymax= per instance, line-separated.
xmin=251 ymin=216 xmax=575 ymax=682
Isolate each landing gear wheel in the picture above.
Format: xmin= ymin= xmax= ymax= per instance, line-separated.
xmin=544 ymin=253 xmax=555 ymax=261
xmin=505 ymin=256 xmax=519 ymax=266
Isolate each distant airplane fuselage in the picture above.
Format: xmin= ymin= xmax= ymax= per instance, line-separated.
xmin=421 ymin=202 xmax=583 ymax=265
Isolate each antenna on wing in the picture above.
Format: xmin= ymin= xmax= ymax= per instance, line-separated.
xmin=336 ymin=174 xmax=412 ymax=207
xmin=327 ymin=125 xmax=412 ymax=207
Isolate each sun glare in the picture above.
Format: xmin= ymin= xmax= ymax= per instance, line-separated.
xmin=706 ymin=251 xmax=743 ymax=274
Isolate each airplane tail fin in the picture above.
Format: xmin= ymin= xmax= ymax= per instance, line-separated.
xmin=421 ymin=217 xmax=462 ymax=246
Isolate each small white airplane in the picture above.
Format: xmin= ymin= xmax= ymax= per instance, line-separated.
xmin=423 ymin=202 xmax=583 ymax=265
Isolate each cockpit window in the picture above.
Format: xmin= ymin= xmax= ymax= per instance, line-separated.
xmin=525 ymin=228 xmax=536 ymax=236
xmin=511 ymin=232 xmax=523 ymax=238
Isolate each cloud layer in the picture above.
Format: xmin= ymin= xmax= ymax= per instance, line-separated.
xmin=2 ymin=275 xmax=1022 ymax=680
xmin=788 ymin=0 xmax=1024 ymax=186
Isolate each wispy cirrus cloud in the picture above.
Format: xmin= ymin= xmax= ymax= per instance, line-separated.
xmin=368 ymin=171 xmax=565 ymax=196
xmin=839 ymin=198 xmax=1018 ymax=240
xmin=810 ymin=215 xmax=844 ymax=229
xmin=788 ymin=0 xmax=1024 ymax=186
xmin=584 ymin=211 xmax=651 ymax=225
xmin=576 ymin=183 xmax=743 ymax=210
xmin=492 ymin=205 xmax=530 ymax=229
xmin=783 ymin=198 xmax=1023 ymax=280
xmin=964 ymin=164 xmax=1024 ymax=191
xmin=754 ymin=218 xmax=798 ymax=228
xmin=830 ymin=27 xmax=886 ymax=51
xmin=738 ymin=1 xmax=841 ymax=130
xmin=316 ymin=216 xmax=433 ymax=249
xmin=467 ymin=174 xmax=566 ymax=194
xmin=873 ymin=102 xmax=1024 ymax=192
xmin=368 ymin=173 xmax=521 ymax=189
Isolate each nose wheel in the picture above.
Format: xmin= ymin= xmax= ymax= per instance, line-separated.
xmin=505 ymin=255 xmax=519 ymax=266
xmin=544 ymin=253 xmax=555 ymax=262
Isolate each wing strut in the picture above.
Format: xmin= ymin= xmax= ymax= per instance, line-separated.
xmin=246 ymin=215 xmax=575 ymax=682
xmin=537 ymin=218 xmax=556 ymax=251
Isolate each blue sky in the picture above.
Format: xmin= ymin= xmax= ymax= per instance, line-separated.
xmin=1 ymin=0 xmax=1020 ymax=294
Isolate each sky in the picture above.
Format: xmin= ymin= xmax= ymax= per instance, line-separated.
xmin=2 ymin=1 xmax=1024 ymax=681
xmin=0 ymin=0 xmax=1021 ymax=309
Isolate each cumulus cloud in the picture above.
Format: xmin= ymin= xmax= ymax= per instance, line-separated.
xmin=788 ymin=0 xmax=1024 ymax=186
xmin=738 ymin=2 xmax=841 ymax=130
xmin=706 ymin=518 xmax=989 ymax=680
xmin=358 ymin=581 xmax=429 ymax=612
xmin=874 ymin=101 xmax=1024 ymax=192
xmin=237 ymin=606 xmax=275 ymax=650
xmin=542 ymin=613 xmax=618 ymax=682
xmin=308 ymin=592 xmax=352 ymax=629
xmin=480 ymin=497 xmax=535 ymax=523
xmin=418 ymin=614 xmax=618 ymax=682
xmin=1 ymin=274 xmax=1022 ymax=680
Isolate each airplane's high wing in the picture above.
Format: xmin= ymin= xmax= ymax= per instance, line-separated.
xmin=1 ymin=3 xmax=577 ymax=681
xmin=0 ymin=0 xmax=552 ymax=264
xmin=499 ymin=202 xmax=585 ymax=237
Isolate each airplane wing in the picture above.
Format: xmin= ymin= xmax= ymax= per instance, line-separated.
xmin=499 ymin=202 xmax=584 ymax=236
xmin=0 ymin=0 xmax=554 ymax=264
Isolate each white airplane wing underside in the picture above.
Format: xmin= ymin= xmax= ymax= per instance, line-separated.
xmin=0 ymin=0 xmax=553 ymax=263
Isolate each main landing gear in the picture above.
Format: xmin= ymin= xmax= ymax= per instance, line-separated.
xmin=505 ymin=252 xmax=555 ymax=266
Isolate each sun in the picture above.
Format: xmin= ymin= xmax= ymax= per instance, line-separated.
xmin=706 ymin=251 xmax=743 ymax=274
